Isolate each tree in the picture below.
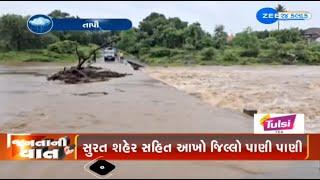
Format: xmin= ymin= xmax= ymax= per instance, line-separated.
xmin=139 ymin=12 xmax=167 ymax=36
xmin=67 ymin=32 xmax=90 ymax=45
xmin=232 ymin=27 xmax=259 ymax=48
xmin=48 ymin=10 xmax=71 ymax=18
xmin=168 ymin=17 xmax=188 ymax=30
xmin=232 ymin=27 xmax=260 ymax=57
xmin=0 ymin=14 xmax=60 ymax=51
xmin=75 ymin=43 xmax=107 ymax=69
xmin=201 ymin=47 xmax=217 ymax=61
xmin=162 ymin=27 xmax=185 ymax=48
xmin=212 ymin=25 xmax=228 ymax=49
xmin=270 ymin=28 xmax=302 ymax=43
xmin=184 ymin=22 xmax=206 ymax=50
xmin=0 ymin=14 xmax=27 ymax=50
xmin=137 ymin=12 xmax=193 ymax=49
xmin=254 ymin=30 xmax=270 ymax=39
xmin=275 ymin=4 xmax=286 ymax=30
xmin=89 ymin=31 xmax=114 ymax=46
xmin=117 ymin=28 xmax=138 ymax=53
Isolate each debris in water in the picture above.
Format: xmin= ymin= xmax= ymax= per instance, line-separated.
xmin=47 ymin=66 xmax=130 ymax=84
xmin=72 ymin=92 xmax=108 ymax=97
xmin=243 ymin=108 xmax=257 ymax=117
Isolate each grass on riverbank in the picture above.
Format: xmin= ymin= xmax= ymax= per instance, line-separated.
xmin=134 ymin=45 xmax=320 ymax=66
xmin=0 ymin=45 xmax=101 ymax=64
xmin=0 ymin=50 xmax=75 ymax=64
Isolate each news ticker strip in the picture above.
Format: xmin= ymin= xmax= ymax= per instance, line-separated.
xmin=1 ymin=133 xmax=320 ymax=160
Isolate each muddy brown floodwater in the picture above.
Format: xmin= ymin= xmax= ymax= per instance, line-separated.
xmin=146 ymin=65 xmax=320 ymax=133
xmin=0 ymin=61 xmax=319 ymax=178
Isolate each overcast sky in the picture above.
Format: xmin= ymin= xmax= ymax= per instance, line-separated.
xmin=0 ymin=1 xmax=319 ymax=34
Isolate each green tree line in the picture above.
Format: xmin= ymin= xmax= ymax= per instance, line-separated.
xmin=0 ymin=10 xmax=319 ymax=65
xmin=0 ymin=10 xmax=119 ymax=62
xmin=117 ymin=12 xmax=320 ymax=65
xmin=0 ymin=10 xmax=118 ymax=51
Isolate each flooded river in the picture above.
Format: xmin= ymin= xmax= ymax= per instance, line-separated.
xmin=147 ymin=65 xmax=320 ymax=133
xmin=0 ymin=61 xmax=319 ymax=178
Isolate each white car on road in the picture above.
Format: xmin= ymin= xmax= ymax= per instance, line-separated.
xmin=104 ymin=47 xmax=117 ymax=61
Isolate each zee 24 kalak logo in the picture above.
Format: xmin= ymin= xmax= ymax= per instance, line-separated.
xmin=254 ymin=114 xmax=305 ymax=134
xmin=256 ymin=7 xmax=311 ymax=24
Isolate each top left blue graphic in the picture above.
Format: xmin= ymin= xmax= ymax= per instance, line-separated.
xmin=27 ymin=14 xmax=54 ymax=34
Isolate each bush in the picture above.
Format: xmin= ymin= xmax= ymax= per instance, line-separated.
xmin=48 ymin=40 xmax=78 ymax=54
xmin=273 ymin=44 xmax=297 ymax=65
xmin=149 ymin=47 xmax=172 ymax=57
xmin=306 ymin=51 xmax=320 ymax=64
xmin=258 ymin=50 xmax=275 ymax=63
xmin=200 ymin=47 xmax=217 ymax=61
xmin=44 ymin=50 xmax=63 ymax=58
xmin=270 ymin=28 xmax=302 ymax=43
xmin=222 ymin=49 xmax=240 ymax=62
xmin=40 ymin=34 xmax=60 ymax=47
xmin=138 ymin=47 xmax=150 ymax=57
xmin=240 ymin=47 xmax=260 ymax=57
xmin=232 ymin=28 xmax=260 ymax=49
xmin=260 ymin=37 xmax=279 ymax=49
xmin=23 ymin=57 xmax=53 ymax=62
xmin=25 ymin=49 xmax=44 ymax=54
xmin=239 ymin=57 xmax=258 ymax=65
xmin=183 ymin=43 xmax=195 ymax=50
xmin=309 ymin=43 xmax=320 ymax=52
xmin=0 ymin=40 xmax=10 ymax=52
xmin=278 ymin=52 xmax=297 ymax=65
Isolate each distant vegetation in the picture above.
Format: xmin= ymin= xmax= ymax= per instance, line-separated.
xmin=118 ymin=12 xmax=320 ymax=65
xmin=0 ymin=10 xmax=117 ymax=63
xmin=0 ymin=10 xmax=319 ymax=65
